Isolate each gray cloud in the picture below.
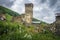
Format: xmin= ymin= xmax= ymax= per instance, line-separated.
xmin=49 ymin=0 xmax=57 ymax=7
xmin=40 ymin=0 xmax=46 ymax=3
xmin=0 ymin=0 xmax=15 ymax=7
xmin=54 ymin=0 xmax=60 ymax=13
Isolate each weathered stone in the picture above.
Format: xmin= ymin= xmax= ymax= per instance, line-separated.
xmin=12 ymin=3 xmax=33 ymax=25
xmin=54 ymin=13 xmax=60 ymax=35
xmin=0 ymin=14 xmax=6 ymax=21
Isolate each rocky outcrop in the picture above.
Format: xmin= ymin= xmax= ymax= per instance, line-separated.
xmin=0 ymin=14 xmax=6 ymax=21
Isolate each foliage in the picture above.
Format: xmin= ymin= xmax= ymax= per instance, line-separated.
xmin=32 ymin=18 xmax=40 ymax=21
xmin=5 ymin=14 xmax=12 ymax=21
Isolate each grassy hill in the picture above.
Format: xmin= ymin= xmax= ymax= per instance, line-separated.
xmin=32 ymin=18 xmax=40 ymax=21
xmin=0 ymin=6 xmax=20 ymax=16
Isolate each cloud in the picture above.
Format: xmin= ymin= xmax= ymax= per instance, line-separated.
xmin=48 ymin=0 xmax=57 ymax=7
xmin=42 ymin=16 xmax=55 ymax=23
xmin=40 ymin=0 xmax=46 ymax=3
xmin=54 ymin=0 xmax=60 ymax=13
xmin=0 ymin=0 xmax=15 ymax=7
xmin=11 ymin=0 xmax=25 ymax=14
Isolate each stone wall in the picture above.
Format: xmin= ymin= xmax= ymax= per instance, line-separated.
xmin=55 ymin=16 xmax=60 ymax=35
xmin=12 ymin=16 xmax=22 ymax=23
xmin=0 ymin=14 xmax=6 ymax=21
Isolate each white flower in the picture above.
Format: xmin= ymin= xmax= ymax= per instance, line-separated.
xmin=24 ymin=33 xmax=28 ymax=38
xmin=27 ymin=34 xmax=32 ymax=39
xmin=24 ymin=33 xmax=32 ymax=39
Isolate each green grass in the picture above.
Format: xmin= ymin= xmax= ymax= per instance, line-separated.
xmin=5 ymin=14 xmax=12 ymax=21
xmin=0 ymin=6 xmax=20 ymax=16
xmin=0 ymin=21 xmax=60 ymax=40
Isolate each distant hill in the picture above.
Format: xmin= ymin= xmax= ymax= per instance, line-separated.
xmin=32 ymin=18 xmax=40 ymax=21
xmin=0 ymin=6 xmax=20 ymax=16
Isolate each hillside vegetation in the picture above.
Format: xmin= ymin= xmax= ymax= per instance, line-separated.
xmin=0 ymin=6 xmax=20 ymax=16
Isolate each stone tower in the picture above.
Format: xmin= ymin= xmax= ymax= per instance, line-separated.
xmin=55 ymin=13 xmax=60 ymax=35
xmin=25 ymin=3 xmax=33 ymax=24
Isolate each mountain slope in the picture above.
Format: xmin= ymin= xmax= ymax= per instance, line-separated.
xmin=0 ymin=6 xmax=20 ymax=16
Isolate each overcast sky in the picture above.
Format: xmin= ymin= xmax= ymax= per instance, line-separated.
xmin=0 ymin=0 xmax=60 ymax=24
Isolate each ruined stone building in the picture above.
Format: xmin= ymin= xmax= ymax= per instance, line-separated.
xmin=0 ymin=14 xmax=6 ymax=21
xmin=12 ymin=3 xmax=40 ymax=25
xmin=55 ymin=13 xmax=60 ymax=35
xmin=12 ymin=14 xmax=25 ymax=23
xmin=46 ymin=13 xmax=60 ymax=35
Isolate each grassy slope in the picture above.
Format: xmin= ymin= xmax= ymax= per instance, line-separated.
xmin=0 ymin=6 xmax=20 ymax=16
xmin=0 ymin=21 xmax=60 ymax=40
